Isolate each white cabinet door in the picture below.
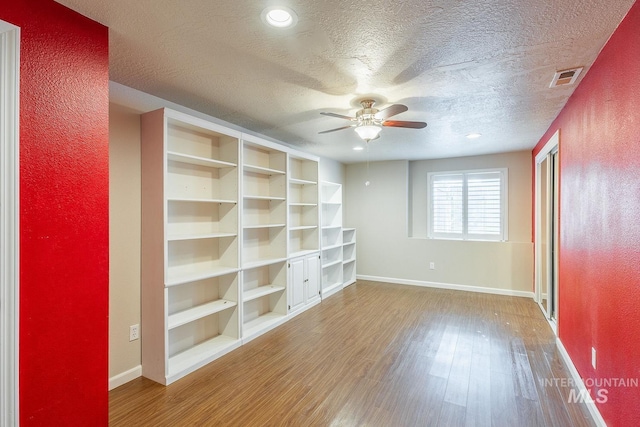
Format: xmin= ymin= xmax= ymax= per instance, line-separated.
xmin=306 ymin=253 xmax=320 ymax=303
xmin=289 ymin=257 xmax=305 ymax=313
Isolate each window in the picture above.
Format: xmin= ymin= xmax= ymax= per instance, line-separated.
xmin=428 ymin=169 xmax=507 ymax=241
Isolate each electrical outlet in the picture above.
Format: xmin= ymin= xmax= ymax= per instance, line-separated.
xmin=592 ymin=347 xmax=596 ymax=369
xmin=429 ymin=262 xmax=435 ymax=270
xmin=129 ymin=324 xmax=140 ymax=342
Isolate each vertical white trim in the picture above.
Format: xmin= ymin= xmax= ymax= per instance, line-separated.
xmin=0 ymin=20 xmax=20 ymax=427
xmin=534 ymin=130 xmax=559 ymax=333
xmin=535 ymin=162 xmax=542 ymax=305
xmin=552 ymin=149 xmax=560 ymax=329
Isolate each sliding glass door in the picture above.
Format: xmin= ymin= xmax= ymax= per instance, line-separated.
xmin=536 ymin=131 xmax=559 ymax=330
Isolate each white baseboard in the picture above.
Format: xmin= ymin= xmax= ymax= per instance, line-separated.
xmin=109 ymin=365 xmax=142 ymax=391
xmin=556 ymin=338 xmax=607 ymax=426
xmin=356 ymin=274 xmax=535 ymax=298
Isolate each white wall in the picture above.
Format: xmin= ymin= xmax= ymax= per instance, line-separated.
xmin=109 ymin=103 xmax=142 ymax=384
xmin=345 ymin=152 xmax=533 ymax=294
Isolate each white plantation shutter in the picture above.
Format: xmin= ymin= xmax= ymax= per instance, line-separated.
xmin=432 ymin=174 xmax=463 ymax=234
xmin=428 ymin=169 xmax=507 ymax=241
xmin=467 ymin=172 xmax=502 ymax=236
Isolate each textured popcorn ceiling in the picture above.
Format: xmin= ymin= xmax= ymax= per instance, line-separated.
xmin=57 ymin=0 xmax=634 ymax=162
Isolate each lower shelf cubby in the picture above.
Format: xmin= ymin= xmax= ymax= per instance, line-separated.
xmin=342 ymin=242 xmax=355 ymax=262
xmin=167 ymin=306 xmax=240 ymax=382
xmin=241 ymin=271 xmax=287 ymax=342
xmin=167 ymin=273 xmax=238 ymax=329
xmin=242 ymin=260 xmax=287 ymax=302
xmin=343 ymin=259 xmax=356 ymax=286
xmin=322 ymin=245 xmax=342 ymax=266
xmin=322 ymin=261 xmax=343 ymax=296
xmin=289 ymin=227 xmax=319 ymax=257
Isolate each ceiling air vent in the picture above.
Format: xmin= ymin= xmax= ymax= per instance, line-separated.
xmin=550 ymin=67 xmax=583 ymax=88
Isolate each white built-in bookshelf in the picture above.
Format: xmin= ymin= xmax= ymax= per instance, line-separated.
xmin=141 ymin=108 xmax=351 ymax=385
xmin=288 ymin=154 xmax=319 ymax=258
xmin=166 ymin=272 xmax=239 ymax=379
xmin=342 ymin=228 xmax=356 ymax=286
xmin=241 ymin=259 xmax=288 ymax=341
xmin=141 ymin=109 xmax=242 ymax=385
xmin=240 ymin=136 xmax=289 ymax=339
xmin=321 ymin=182 xmax=344 ymax=297
xmin=287 ymin=154 xmax=321 ymax=316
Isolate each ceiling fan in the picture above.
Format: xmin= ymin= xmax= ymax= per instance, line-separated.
xmin=319 ymin=99 xmax=427 ymax=142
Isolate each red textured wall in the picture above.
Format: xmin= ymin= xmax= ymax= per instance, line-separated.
xmin=1 ymin=1 xmax=109 ymax=425
xmin=532 ymin=2 xmax=640 ymax=425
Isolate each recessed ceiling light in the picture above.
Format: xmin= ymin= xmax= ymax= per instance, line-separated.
xmin=261 ymin=6 xmax=298 ymax=28
xmin=466 ymin=133 xmax=482 ymax=139
xmin=353 ymin=146 xmax=364 ymax=151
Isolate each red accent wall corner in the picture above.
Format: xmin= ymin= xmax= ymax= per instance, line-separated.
xmin=1 ymin=1 xmax=109 ymax=425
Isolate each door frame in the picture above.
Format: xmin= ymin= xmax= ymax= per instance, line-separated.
xmin=0 ymin=19 xmax=20 ymax=427
xmin=534 ymin=130 xmax=559 ymax=333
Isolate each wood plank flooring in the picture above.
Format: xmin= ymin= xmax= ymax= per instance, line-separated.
xmin=110 ymin=281 xmax=595 ymax=426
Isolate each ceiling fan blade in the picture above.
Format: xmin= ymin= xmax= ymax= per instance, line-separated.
xmin=320 ymin=112 xmax=355 ymax=120
xmin=382 ymin=120 xmax=427 ymax=129
xmin=318 ymin=125 xmax=355 ymax=134
xmin=375 ymin=104 xmax=408 ymax=120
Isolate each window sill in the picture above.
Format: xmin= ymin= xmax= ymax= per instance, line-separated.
xmin=426 ymin=236 xmax=507 ymax=243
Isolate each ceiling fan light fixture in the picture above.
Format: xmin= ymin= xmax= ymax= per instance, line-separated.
xmin=261 ymin=6 xmax=298 ymax=28
xmin=319 ymin=99 xmax=426 ymax=140
xmin=354 ymin=124 xmax=382 ymax=141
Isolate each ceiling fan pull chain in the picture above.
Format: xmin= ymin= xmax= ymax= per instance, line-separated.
xmin=365 ymin=143 xmax=371 ymax=187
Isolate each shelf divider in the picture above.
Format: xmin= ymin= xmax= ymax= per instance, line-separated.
xmin=243 ymin=285 xmax=286 ymax=303
xmin=167 ymin=151 xmax=237 ymax=168
xmin=244 ymin=164 xmax=286 ymax=175
xmin=168 ymin=299 xmax=237 ymax=330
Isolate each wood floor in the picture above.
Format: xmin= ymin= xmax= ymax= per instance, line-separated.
xmin=110 ymin=281 xmax=595 ymax=426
